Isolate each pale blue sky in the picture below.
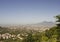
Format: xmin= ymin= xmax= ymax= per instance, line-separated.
xmin=0 ymin=0 xmax=60 ymax=24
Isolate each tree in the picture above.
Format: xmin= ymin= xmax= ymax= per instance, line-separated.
xmin=23 ymin=30 xmax=34 ymax=42
xmin=55 ymin=15 xmax=60 ymax=42
xmin=56 ymin=15 xmax=60 ymax=27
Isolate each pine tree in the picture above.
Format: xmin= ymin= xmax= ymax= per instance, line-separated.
xmin=55 ymin=15 xmax=60 ymax=42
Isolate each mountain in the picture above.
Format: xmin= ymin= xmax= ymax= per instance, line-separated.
xmin=0 ymin=21 xmax=56 ymax=31
xmin=36 ymin=21 xmax=55 ymax=26
xmin=26 ymin=21 xmax=56 ymax=31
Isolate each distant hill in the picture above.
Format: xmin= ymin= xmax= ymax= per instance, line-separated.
xmin=0 ymin=21 xmax=56 ymax=31
xmin=23 ymin=21 xmax=56 ymax=31
xmin=35 ymin=21 xmax=55 ymax=27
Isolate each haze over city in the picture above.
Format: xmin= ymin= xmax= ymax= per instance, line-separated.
xmin=0 ymin=0 xmax=60 ymax=25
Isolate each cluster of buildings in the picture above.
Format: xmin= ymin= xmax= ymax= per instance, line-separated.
xmin=0 ymin=33 xmax=28 ymax=40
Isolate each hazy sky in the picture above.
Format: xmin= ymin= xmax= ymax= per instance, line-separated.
xmin=0 ymin=0 xmax=60 ymax=24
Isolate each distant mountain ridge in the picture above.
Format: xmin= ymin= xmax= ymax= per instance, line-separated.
xmin=23 ymin=21 xmax=56 ymax=31
xmin=35 ymin=21 xmax=55 ymax=26
xmin=0 ymin=21 xmax=56 ymax=32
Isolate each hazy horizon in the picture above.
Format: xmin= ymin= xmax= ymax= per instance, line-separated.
xmin=0 ymin=0 xmax=60 ymax=24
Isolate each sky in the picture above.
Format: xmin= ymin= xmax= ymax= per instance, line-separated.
xmin=0 ymin=0 xmax=60 ymax=25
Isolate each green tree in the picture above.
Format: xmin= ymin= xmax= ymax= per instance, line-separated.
xmin=23 ymin=31 xmax=34 ymax=42
xmin=55 ymin=15 xmax=60 ymax=42
xmin=56 ymin=15 xmax=60 ymax=27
